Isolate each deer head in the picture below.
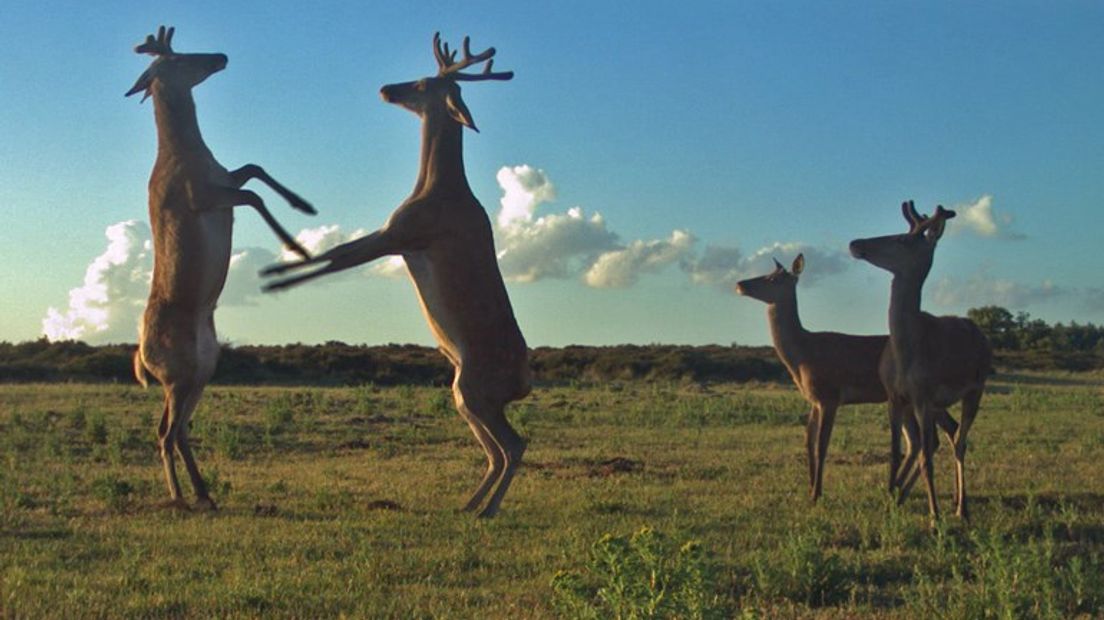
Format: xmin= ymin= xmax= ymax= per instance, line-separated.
xmin=126 ymin=26 xmax=228 ymax=102
xmin=735 ymin=254 xmax=805 ymax=304
xmin=849 ymin=201 xmax=956 ymax=278
xmin=379 ymin=33 xmax=513 ymax=132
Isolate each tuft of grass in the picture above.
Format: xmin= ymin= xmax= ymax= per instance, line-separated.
xmin=908 ymin=527 xmax=1103 ymax=619
xmin=751 ymin=523 xmax=849 ymax=607
xmin=551 ymin=525 xmax=730 ymax=619
xmin=90 ymin=473 xmax=134 ymax=513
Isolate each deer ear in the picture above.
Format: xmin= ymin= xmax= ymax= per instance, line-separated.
xmin=445 ymin=89 xmax=478 ymax=132
xmin=792 ymin=253 xmax=804 ymax=276
xmin=926 ymin=218 xmax=947 ymax=242
xmin=925 ymin=206 xmax=956 ymax=242
xmin=126 ymin=65 xmax=156 ymax=101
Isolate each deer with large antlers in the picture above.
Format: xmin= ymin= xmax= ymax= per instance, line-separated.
xmin=263 ymin=34 xmax=528 ymax=518
xmin=850 ymin=201 xmax=992 ymax=522
xmin=127 ymin=26 xmax=316 ymax=510
xmin=736 ymin=254 xmax=957 ymax=503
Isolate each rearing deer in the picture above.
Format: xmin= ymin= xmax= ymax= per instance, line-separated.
xmin=736 ymin=254 xmax=957 ymax=503
xmin=262 ymin=33 xmax=530 ymax=518
xmin=127 ymin=26 xmax=316 ymax=510
xmin=850 ymin=201 xmax=992 ymax=522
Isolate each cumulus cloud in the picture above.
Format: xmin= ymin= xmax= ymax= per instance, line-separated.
xmin=681 ymin=241 xmax=851 ymax=289
xmin=42 ymin=221 xmax=383 ymax=343
xmin=497 ymin=206 xmax=620 ymax=282
xmin=492 ymin=165 xmax=856 ymax=291
xmin=493 ymin=165 xmax=624 ymax=284
xmin=931 ymin=273 xmax=1061 ymax=309
xmin=947 ymin=195 xmax=1024 ymax=240
xmin=932 ymin=270 xmax=1104 ymax=316
xmin=584 ymin=230 xmax=696 ymax=288
xmin=221 ymin=248 xmax=279 ymax=306
xmin=42 ymin=220 xmax=153 ymax=343
xmin=496 ymin=165 xmax=558 ymax=230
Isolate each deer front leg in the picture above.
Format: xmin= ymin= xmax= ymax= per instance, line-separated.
xmin=804 ymin=406 xmax=817 ymax=496
xmin=887 ymin=399 xmax=907 ymax=495
xmin=260 ymin=228 xmax=402 ymax=291
xmin=204 ymin=184 xmax=311 ymax=259
xmin=811 ymin=401 xmax=838 ymax=503
xmin=228 ymin=164 xmax=316 ymax=215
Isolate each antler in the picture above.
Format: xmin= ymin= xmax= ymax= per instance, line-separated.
xmin=135 ymin=25 xmax=175 ymax=56
xmin=901 ymin=200 xmax=956 ymax=235
xmin=901 ymin=200 xmax=925 ymax=232
xmin=433 ymin=33 xmax=514 ymax=81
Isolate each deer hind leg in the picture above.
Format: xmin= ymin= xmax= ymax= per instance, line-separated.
xmin=917 ymin=407 xmax=940 ymax=524
xmin=953 ymin=390 xmax=982 ymax=520
xmin=475 ymin=408 xmax=525 ymax=519
xmin=157 ymin=388 xmax=188 ymax=510
xmin=811 ymin=402 xmax=838 ymax=503
xmin=453 ymin=381 xmax=504 ymax=514
xmin=453 ymin=371 xmax=526 ymax=518
xmin=897 ymin=408 xmax=955 ymax=503
xmin=174 ymin=384 xmax=216 ymax=511
xmin=889 ymin=399 xmax=916 ymax=498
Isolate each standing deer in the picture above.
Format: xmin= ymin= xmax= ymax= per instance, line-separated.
xmin=735 ymin=254 xmax=957 ymax=503
xmin=262 ymin=33 xmax=529 ymax=518
xmin=127 ymin=26 xmax=316 ymax=510
xmin=850 ymin=201 xmax=992 ymax=522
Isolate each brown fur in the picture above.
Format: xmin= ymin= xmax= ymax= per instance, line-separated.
xmin=263 ymin=34 xmax=528 ymax=518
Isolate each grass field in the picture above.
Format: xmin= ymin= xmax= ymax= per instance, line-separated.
xmin=2 ymin=373 xmax=1103 ymax=618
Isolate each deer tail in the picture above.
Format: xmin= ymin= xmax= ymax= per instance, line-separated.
xmin=133 ymin=348 xmax=151 ymax=389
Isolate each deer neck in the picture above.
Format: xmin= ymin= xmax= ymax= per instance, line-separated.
xmin=887 ymin=272 xmax=925 ymax=367
xmin=151 ymin=85 xmax=210 ymax=159
xmin=767 ymin=297 xmax=808 ymax=370
xmin=413 ymin=116 xmax=471 ymax=198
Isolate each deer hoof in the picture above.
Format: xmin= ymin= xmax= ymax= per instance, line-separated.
xmin=158 ymin=498 xmax=191 ymax=512
xmin=193 ymin=497 xmax=219 ymax=512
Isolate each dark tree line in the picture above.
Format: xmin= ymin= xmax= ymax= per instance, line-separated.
xmin=0 ymin=339 xmax=786 ymax=386
xmin=967 ymin=306 xmax=1104 ymax=371
xmin=2 ymin=306 xmax=1100 ymax=385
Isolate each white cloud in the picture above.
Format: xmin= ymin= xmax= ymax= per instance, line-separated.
xmin=932 ymin=271 xmax=1104 ymax=317
xmin=496 ymin=165 xmax=557 ymax=230
xmin=493 ymin=165 xmax=621 ymax=284
xmin=492 ymin=166 xmax=854 ymax=291
xmin=931 ymin=273 xmax=1061 ymax=309
xmin=948 ymin=195 xmax=1024 ymax=240
xmin=42 ymin=221 xmax=378 ymax=343
xmin=222 ymin=248 xmax=279 ymax=306
xmin=584 ymin=230 xmax=696 ymax=288
xmin=497 ymin=207 xmax=620 ymax=282
xmin=42 ymin=220 xmax=153 ymax=343
xmin=681 ymin=241 xmax=850 ymax=289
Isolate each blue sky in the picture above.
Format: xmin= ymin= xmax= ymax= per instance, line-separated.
xmin=1 ymin=1 xmax=1101 ymax=347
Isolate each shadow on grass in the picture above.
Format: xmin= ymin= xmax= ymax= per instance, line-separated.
xmin=2 ymin=526 xmax=72 ymax=541
xmin=992 ymin=372 xmax=1104 ymax=388
xmin=973 ymin=491 xmax=1104 ymax=512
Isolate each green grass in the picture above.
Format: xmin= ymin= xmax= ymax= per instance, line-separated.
xmin=1 ymin=374 xmax=1103 ymax=618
